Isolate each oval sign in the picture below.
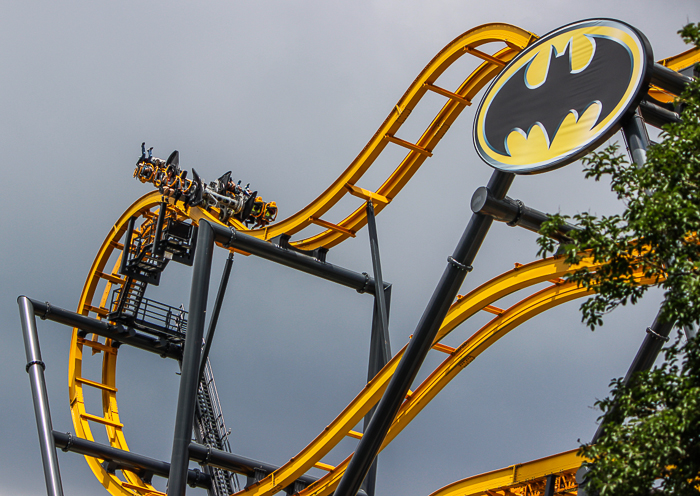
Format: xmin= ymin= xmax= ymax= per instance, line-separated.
xmin=473 ymin=18 xmax=653 ymax=174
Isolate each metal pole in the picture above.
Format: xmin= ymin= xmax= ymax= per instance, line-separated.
xmin=362 ymin=202 xmax=391 ymax=496
xmin=208 ymin=223 xmax=385 ymax=296
xmin=589 ymin=109 xmax=672 ymax=444
xmin=198 ymin=251 xmax=234 ymax=381
xmin=168 ymin=221 xmax=215 ymax=496
xmin=53 ymin=431 xmax=211 ymax=489
xmin=366 ymin=201 xmax=390 ymax=363
xmin=334 ymin=170 xmax=514 ymax=496
xmin=17 ymin=296 xmax=64 ymax=496
xmin=26 ymin=299 xmax=183 ymax=360
xmin=622 ymin=108 xmax=650 ymax=167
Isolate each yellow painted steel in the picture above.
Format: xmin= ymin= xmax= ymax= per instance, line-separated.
xmin=67 ymin=23 xmax=691 ymax=496
xmin=185 ymin=23 xmax=535 ymax=251
xmin=426 ymin=449 xmax=582 ymax=496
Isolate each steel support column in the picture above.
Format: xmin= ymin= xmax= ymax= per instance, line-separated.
xmin=362 ymin=201 xmax=392 ymax=496
xmin=366 ymin=201 xmax=391 ymax=362
xmin=590 ymin=112 xmax=674 ymax=444
xmin=199 ymin=251 xmax=234 ymax=381
xmin=168 ymin=221 xmax=215 ymax=496
xmin=18 ymin=296 xmax=64 ymax=496
xmin=334 ymin=169 xmax=515 ymax=496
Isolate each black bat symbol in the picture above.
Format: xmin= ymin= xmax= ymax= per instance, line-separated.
xmin=484 ymin=36 xmax=632 ymax=156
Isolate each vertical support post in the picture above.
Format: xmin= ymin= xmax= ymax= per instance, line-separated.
xmin=591 ymin=310 xmax=673 ymax=443
xmin=622 ymin=108 xmax=650 ymax=167
xmin=366 ymin=201 xmax=391 ymax=362
xmin=543 ymin=474 xmax=555 ymax=496
xmin=334 ymin=170 xmax=515 ymax=496
xmin=362 ymin=201 xmax=391 ymax=496
xmin=199 ymin=251 xmax=234 ymax=382
xmin=17 ymin=296 xmax=64 ymax=496
xmin=591 ymin=109 xmax=672 ymax=444
xmin=168 ymin=221 xmax=215 ymax=496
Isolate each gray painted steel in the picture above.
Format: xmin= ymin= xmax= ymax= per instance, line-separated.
xmin=590 ymin=108 xmax=675 ymax=444
xmin=362 ymin=201 xmax=392 ymax=496
xmin=18 ymin=296 xmax=65 ymax=496
xmin=53 ymin=431 xmax=211 ymax=489
xmin=651 ymin=62 xmax=694 ymax=97
xmin=26 ymin=299 xmax=183 ymax=360
xmin=169 ymin=221 xmax=215 ymax=496
xmin=639 ymin=99 xmax=681 ymax=128
xmin=333 ymin=169 xmax=515 ymax=496
xmin=471 ymin=186 xmax=579 ymax=240
xmin=207 ymin=222 xmax=387 ymax=295
xmin=199 ymin=251 xmax=234 ymax=382
xmin=187 ymin=443 xmax=368 ymax=496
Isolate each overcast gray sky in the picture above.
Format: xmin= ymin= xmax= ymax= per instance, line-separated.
xmin=2 ymin=1 xmax=699 ymax=495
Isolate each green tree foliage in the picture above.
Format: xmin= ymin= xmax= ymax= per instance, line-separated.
xmin=536 ymin=24 xmax=700 ymax=495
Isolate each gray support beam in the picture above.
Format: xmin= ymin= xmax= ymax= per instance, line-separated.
xmin=25 ymin=299 xmax=182 ymax=360
xmin=199 ymin=251 xmax=234 ymax=381
xmin=187 ymin=443 xmax=368 ymax=496
xmin=207 ymin=223 xmax=386 ymax=296
xmin=334 ymin=169 xmax=515 ymax=496
xmin=651 ymin=62 xmax=694 ymax=97
xmin=366 ymin=201 xmax=391 ymax=362
xmin=590 ymin=112 xmax=675 ymax=444
xmin=362 ymin=201 xmax=391 ymax=496
xmin=187 ymin=443 xmax=317 ymax=487
xmin=622 ymin=108 xmax=651 ymax=167
xmin=18 ymin=296 xmax=64 ymax=496
xmin=168 ymin=221 xmax=215 ymax=496
xmin=53 ymin=431 xmax=211 ymax=489
xmin=639 ymin=99 xmax=681 ymax=128
xmin=471 ymin=187 xmax=579 ymax=241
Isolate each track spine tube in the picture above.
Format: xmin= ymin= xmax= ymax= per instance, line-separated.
xmin=168 ymin=221 xmax=215 ymax=496
xmin=334 ymin=170 xmax=514 ymax=496
xmin=18 ymin=296 xmax=65 ymax=496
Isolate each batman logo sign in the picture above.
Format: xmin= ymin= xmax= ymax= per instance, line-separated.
xmin=474 ymin=19 xmax=653 ymax=174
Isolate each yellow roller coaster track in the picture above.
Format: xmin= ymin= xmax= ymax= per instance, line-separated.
xmin=68 ymin=22 xmax=698 ymax=496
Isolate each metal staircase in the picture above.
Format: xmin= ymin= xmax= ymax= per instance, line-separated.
xmin=195 ymin=357 xmax=239 ymax=496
